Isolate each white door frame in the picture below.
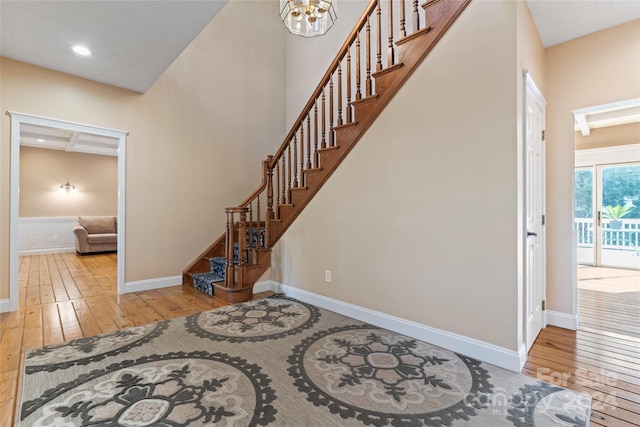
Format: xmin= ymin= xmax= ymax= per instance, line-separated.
xmin=7 ymin=111 xmax=127 ymax=312
xmin=523 ymin=71 xmax=547 ymax=351
xmin=575 ymin=144 xmax=640 ymax=270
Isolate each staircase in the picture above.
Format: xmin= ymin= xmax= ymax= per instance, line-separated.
xmin=183 ymin=0 xmax=472 ymax=303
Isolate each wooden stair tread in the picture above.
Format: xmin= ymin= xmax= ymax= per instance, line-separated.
xmin=371 ymin=62 xmax=404 ymax=78
xmin=184 ymin=0 xmax=472 ymax=304
xmin=303 ymin=167 xmax=323 ymax=174
xmin=395 ymin=27 xmax=432 ymax=46
xmin=317 ymin=145 xmax=339 ymax=153
xmin=333 ymin=121 xmax=358 ymax=130
xmin=351 ymin=94 xmax=379 ymax=106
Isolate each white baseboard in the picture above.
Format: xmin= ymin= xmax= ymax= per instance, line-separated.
xmin=545 ymin=310 xmax=579 ymax=330
xmin=18 ymin=247 xmax=76 ymax=256
xmin=254 ymin=280 xmax=524 ymax=372
xmin=124 ymin=275 xmax=183 ymax=293
xmin=518 ymin=343 xmax=528 ymax=371
xmin=0 ymin=299 xmax=11 ymax=313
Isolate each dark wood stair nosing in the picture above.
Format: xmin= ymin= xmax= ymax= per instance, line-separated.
xmin=317 ymin=145 xmax=339 ymax=153
xmin=303 ymin=167 xmax=323 ymax=174
xmin=333 ymin=121 xmax=358 ymax=131
xmin=185 ymin=0 xmax=472 ymax=304
xmin=351 ymin=94 xmax=379 ymax=106
xmin=422 ymin=0 xmax=444 ymax=10
xmin=372 ymin=62 xmax=404 ymax=78
xmin=395 ymin=26 xmax=432 ymax=47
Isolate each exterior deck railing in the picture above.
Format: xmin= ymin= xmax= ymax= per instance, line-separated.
xmin=575 ymin=218 xmax=640 ymax=251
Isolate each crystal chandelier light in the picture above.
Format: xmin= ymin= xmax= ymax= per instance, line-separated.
xmin=280 ymin=0 xmax=336 ymax=37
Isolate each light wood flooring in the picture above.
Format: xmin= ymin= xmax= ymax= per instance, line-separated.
xmin=1 ymin=255 xmax=638 ymax=426
xmin=523 ymin=266 xmax=640 ymax=426
xmin=0 ymin=253 xmax=272 ymax=426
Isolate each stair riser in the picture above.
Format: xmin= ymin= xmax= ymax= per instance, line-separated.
xmin=184 ymin=0 xmax=472 ymax=304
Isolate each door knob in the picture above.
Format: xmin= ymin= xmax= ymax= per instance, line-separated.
xmin=527 ymin=231 xmax=537 ymax=237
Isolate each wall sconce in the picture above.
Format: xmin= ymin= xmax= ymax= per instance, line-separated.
xmin=58 ymin=182 xmax=77 ymax=193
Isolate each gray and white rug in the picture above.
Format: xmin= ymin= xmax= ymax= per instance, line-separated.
xmin=19 ymin=295 xmax=591 ymax=426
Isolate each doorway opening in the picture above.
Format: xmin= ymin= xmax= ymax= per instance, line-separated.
xmin=575 ymin=162 xmax=640 ymax=270
xmin=8 ymin=112 xmax=127 ymax=312
xmin=572 ymin=100 xmax=639 ymax=352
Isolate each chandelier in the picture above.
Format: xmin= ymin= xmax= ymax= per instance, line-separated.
xmin=280 ymin=0 xmax=336 ymax=37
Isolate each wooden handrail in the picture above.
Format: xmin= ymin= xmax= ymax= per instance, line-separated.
xmin=269 ymin=0 xmax=379 ymax=168
xmin=234 ymin=156 xmax=271 ymax=209
xmin=185 ymin=0 xmax=474 ymax=301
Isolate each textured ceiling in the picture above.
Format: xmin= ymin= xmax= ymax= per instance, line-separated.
xmin=0 ymin=0 xmax=228 ymax=93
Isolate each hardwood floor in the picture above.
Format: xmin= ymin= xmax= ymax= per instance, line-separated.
xmin=0 ymin=253 xmax=272 ymax=426
xmin=524 ymin=266 xmax=640 ymax=426
xmin=2 ymin=256 xmax=639 ymax=426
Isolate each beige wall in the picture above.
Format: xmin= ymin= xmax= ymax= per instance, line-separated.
xmin=275 ymin=0 xmax=526 ymax=350
xmin=19 ymin=147 xmax=117 ymax=217
xmin=1 ymin=1 xmax=287 ymax=299
xmin=575 ymin=122 xmax=640 ymax=150
xmin=545 ymin=19 xmax=640 ymax=314
xmin=285 ymin=0 xmax=368 ymax=127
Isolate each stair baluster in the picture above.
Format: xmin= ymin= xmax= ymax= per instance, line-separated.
xmin=413 ymin=0 xmax=420 ymax=31
xmin=366 ymin=16 xmax=372 ymax=96
xmin=388 ymin=0 xmax=395 ymax=66
xmin=306 ymin=114 xmax=312 ymax=170
xmin=184 ymin=0 xmax=472 ymax=302
xmin=329 ymin=77 xmax=335 ymax=146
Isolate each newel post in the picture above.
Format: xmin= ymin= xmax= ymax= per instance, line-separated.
xmin=265 ymin=156 xmax=274 ymax=248
xmin=225 ymin=207 xmax=249 ymax=289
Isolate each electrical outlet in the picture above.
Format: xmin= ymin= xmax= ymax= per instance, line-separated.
xmin=52 ymin=235 xmax=59 ymax=242
xmin=30 ymin=236 xmax=36 ymax=243
xmin=325 ymin=270 xmax=332 ymax=283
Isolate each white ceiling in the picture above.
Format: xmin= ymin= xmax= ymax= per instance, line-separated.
xmin=0 ymin=0 xmax=228 ymax=94
xmin=526 ymin=0 xmax=640 ymax=48
xmin=1 ymin=0 xmax=638 ymax=153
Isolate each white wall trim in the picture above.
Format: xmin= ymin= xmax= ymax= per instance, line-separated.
xmin=545 ymin=310 xmax=579 ymax=330
xmin=19 ymin=247 xmax=75 ymax=256
xmin=7 ymin=111 xmax=128 ymax=312
xmin=124 ymin=275 xmax=183 ymax=293
xmin=254 ymin=281 xmax=524 ymax=372
xmin=575 ymin=143 xmax=640 ymax=167
xmin=0 ymin=299 xmax=11 ymax=313
xmin=19 ymin=216 xmax=79 ymax=253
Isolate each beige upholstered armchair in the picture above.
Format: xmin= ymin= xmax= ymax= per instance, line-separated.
xmin=72 ymin=216 xmax=117 ymax=254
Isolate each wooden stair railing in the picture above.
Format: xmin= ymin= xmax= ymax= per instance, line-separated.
xmin=183 ymin=0 xmax=472 ymax=303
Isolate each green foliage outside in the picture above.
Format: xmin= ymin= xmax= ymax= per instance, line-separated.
xmin=575 ymin=165 xmax=640 ymax=220
xmin=602 ymin=204 xmax=633 ymax=219
xmin=575 ymin=169 xmax=593 ymax=218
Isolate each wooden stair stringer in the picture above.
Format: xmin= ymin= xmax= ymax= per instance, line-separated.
xmin=183 ymin=0 xmax=472 ymax=301
xmin=182 ymin=234 xmax=226 ymax=285
xmin=269 ymin=0 xmax=472 ymax=244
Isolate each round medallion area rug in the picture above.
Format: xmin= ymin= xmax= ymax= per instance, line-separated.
xmin=19 ymin=295 xmax=591 ymax=426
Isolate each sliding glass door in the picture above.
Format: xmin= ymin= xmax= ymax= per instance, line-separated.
xmin=575 ymin=163 xmax=640 ymax=269
xmin=575 ymin=167 xmax=595 ymax=265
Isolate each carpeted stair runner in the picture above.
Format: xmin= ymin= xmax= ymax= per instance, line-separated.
xmin=192 ymin=228 xmax=264 ymax=296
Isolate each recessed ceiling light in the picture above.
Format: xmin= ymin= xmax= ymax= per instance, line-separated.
xmin=36 ymin=138 xmax=45 ymax=142
xmin=72 ymin=45 xmax=92 ymax=56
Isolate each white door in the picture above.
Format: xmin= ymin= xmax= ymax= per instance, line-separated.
xmin=524 ymin=72 xmax=546 ymax=351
